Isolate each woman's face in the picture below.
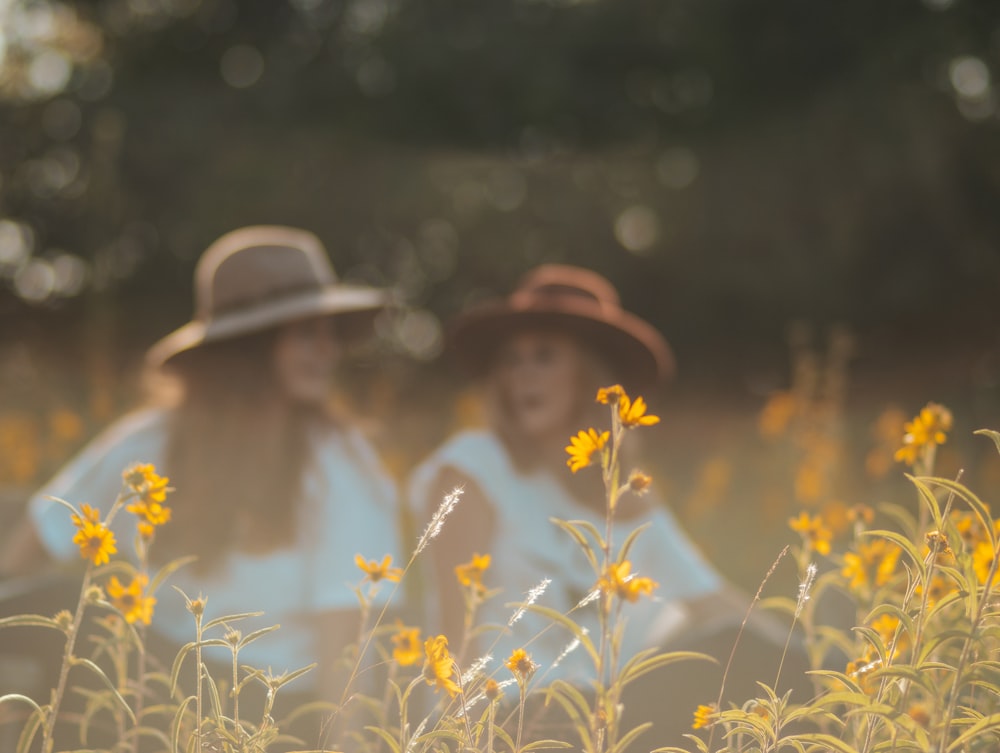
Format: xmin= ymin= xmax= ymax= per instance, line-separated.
xmin=494 ymin=330 xmax=583 ymax=439
xmin=272 ymin=316 xmax=340 ymax=405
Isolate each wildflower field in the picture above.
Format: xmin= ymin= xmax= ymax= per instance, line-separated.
xmin=3 ymin=365 xmax=1000 ymax=753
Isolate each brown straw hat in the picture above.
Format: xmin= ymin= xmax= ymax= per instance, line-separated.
xmin=147 ymin=225 xmax=388 ymax=367
xmin=449 ymin=264 xmax=675 ymax=390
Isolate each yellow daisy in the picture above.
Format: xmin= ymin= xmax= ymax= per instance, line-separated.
xmin=355 ymin=553 xmax=403 ymax=583
xmin=565 ymin=428 xmax=609 ymax=473
xmin=422 ymin=635 xmax=460 ymax=697
xmin=106 ymin=574 xmax=156 ymax=625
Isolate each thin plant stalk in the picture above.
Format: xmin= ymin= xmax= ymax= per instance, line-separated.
xmin=707 ymin=546 xmax=789 ymax=753
xmin=41 ymin=567 xmax=94 ymax=753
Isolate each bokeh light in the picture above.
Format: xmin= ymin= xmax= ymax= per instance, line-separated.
xmin=614 ymin=205 xmax=661 ymax=254
xmin=220 ymin=44 xmax=264 ymax=89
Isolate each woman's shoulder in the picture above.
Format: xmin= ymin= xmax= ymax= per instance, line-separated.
xmin=409 ymin=429 xmax=523 ymax=512
xmin=423 ymin=428 xmax=507 ymax=466
xmin=63 ymin=407 xmax=171 ymax=470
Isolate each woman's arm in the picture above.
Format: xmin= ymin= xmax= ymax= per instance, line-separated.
xmin=423 ymin=466 xmax=495 ymax=653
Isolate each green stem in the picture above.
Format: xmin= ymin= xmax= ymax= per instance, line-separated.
xmin=41 ymin=567 xmax=93 ymax=753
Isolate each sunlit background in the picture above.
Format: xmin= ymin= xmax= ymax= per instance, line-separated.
xmin=3 ymin=0 xmax=1000 ymax=589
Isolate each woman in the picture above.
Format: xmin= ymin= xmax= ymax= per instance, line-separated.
xmin=1 ymin=226 xmax=400 ymax=707
xmin=410 ymin=265 xmax=790 ymax=742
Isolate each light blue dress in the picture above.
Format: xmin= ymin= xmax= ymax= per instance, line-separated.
xmin=409 ymin=430 xmax=723 ymax=685
xmin=30 ymin=408 xmax=400 ymax=680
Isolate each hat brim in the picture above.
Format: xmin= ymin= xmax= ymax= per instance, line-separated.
xmin=147 ymin=285 xmax=389 ymax=368
xmin=448 ymin=299 xmax=675 ymax=391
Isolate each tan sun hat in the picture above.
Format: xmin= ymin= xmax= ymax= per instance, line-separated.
xmin=449 ymin=264 xmax=675 ymax=391
xmin=147 ymin=225 xmax=389 ymax=368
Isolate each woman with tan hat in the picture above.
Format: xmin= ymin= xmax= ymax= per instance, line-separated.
xmin=1 ymin=226 xmax=400 ymax=707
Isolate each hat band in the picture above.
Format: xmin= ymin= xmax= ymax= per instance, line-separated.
xmin=207 ymin=278 xmax=326 ymax=319
xmin=511 ymin=283 xmax=604 ymax=309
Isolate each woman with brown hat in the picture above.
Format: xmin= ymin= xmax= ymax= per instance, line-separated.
xmin=411 ymin=265 xmax=742 ymax=671
xmin=409 ymin=264 xmax=800 ymax=744
xmin=1 ymin=226 xmax=399 ymax=709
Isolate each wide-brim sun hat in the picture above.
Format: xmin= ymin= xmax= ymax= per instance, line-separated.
xmin=147 ymin=225 xmax=389 ymax=368
xmin=448 ymin=264 xmax=675 ymax=391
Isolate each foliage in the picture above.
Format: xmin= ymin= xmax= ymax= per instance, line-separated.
xmin=5 ymin=392 xmax=1000 ymax=753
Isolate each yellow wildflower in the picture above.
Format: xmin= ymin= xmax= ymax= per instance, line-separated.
xmin=894 ymin=403 xmax=952 ymax=466
xmin=72 ymin=511 xmax=117 ymax=567
xmin=595 ymin=385 xmax=626 ymax=405
xmin=618 ymin=394 xmax=659 ymax=427
xmin=907 ymin=703 xmax=931 ymax=726
xmin=841 ymin=539 xmax=901 ymax=590
xmin=869 ymin=613 xmax=908 ymax=656
xmin=692 ymin=703 xmax=716 ymax=730
xmin=627 ymin=470 xmax=653 ymax=494
xmin=794 ymin=461 xmax=825 ymax=504
xmin=847 ymin=504 xmax=875 ymax=526
xmin=972 ymin=540 xmax=1000 ymax=587
xmin=915 ymin=573 xmax=955 ymax=607
xmin=788 ymin=511 xmax=833 ymax=555
xmin=565 ymin=428 xmax=609 ymax=473
xmin=758 ymin=390 xmax=798 ymax=439
xmin=392 ymin=625 xmax=422 ymax=667
xmin=123 ymin=463 xmax=170 ymax=504
xmin=422 ymin=635 xmax=460 ymax=697
xmin=455 ymin=552 xmax=491 ymax=591
xmin=505 ymin=648 xmax=537 ymax=679
xmin=72 ymin=503 xmax=102 ymax=527
xmin=847 ymin=655 xmax=881 ymax=694
xmin=106 ymin=574 xmax=156 ymax=625
xmin=484 ymin=677 xmax=502 ymax=701
xmin=355 ymin=553 xmax=402 ymax=583
xmin=127 ymin=498 xmax=172 ymax=531
xmin=596 ymin=384 xmax=659 ymax=427
xmin=598 ymin=560 xmax=658 ymax=603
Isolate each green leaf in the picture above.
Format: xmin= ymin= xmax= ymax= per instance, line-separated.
xmin=71 ymin=657 xmax=136 ymax=724
xmin=267 ymin=662 xmax=317 ymax=690
xmin=203 ymin=611 xmax=265 ymax=631
xmin=617 ymin=522 xmax=651 ymax=564
xmin=609 ymin=722 xmax=652 ymax=753
xmin=169 ymin=694 xmax=195 ymax=753
xmin=0 ymin=614 xmax=66 ymax=632
xmin=547 ymin=679 xmax=592 ymax=720
xmin=169 ymin=641 xmax=197 ymax=695
xmin=237 ymin=623 xmax=280 ymax=648
xmin=652 ymin=733 xmax=710 ymax=753
xmin=15 ymin=706 xmax=44 ymax=753
xmin=364 ymin=725 xmax=403 ymax=753
xmin=921 ymin=476 xmax=996 ymax=550
xmin=781 ymin=732 xmax=864 ymax=753
xmin=549 ymin=518 xmax=600 ymax=573
xmin=619 ymin=649 xmax=715 ymax=686
xmin=859 ymin=529 xmax=925 ymax=582
xmin=947 ymin=712 xmax=1000 ymax=750
xmin=0 ymin=693 xmax=45 ymax=714
xmin=974 ymin=428 xmax=1000 ymax=456
xmin=149 ymin=555 xmax=198 ymax=596
xmin=523 ymin=605 xmax=599 ymax=665
xmin=521 ymin=740 xmax=574 ymax=751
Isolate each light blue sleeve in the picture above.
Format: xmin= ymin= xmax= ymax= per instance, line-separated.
xmin=304 ymin=428 xmax=402 ymax=611
xmin=29 ymin=409 xmax=170 ymax=562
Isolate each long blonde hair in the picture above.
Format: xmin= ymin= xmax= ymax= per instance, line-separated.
xmin=152 ymin=331 xmax=332 ymax=572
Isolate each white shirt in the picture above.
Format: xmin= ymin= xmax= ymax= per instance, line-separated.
xmin=30 ymin=408 xmax=400 ymax=679
xmin=409 ymin=430 xmax=723 ymax=685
